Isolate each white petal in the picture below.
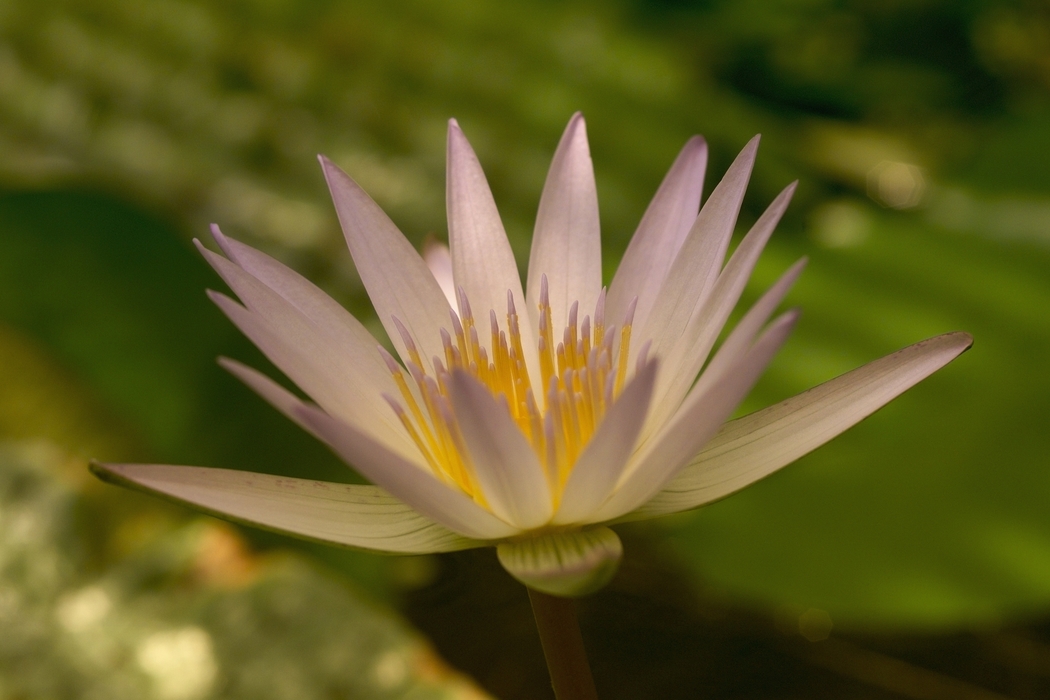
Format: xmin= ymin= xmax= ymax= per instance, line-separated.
xmin=607 ymin=136 xmax=707 ymax=333
xmin=553 ymin=359 xmax=658 ymax=525
xmin=422 ymin=240 xmax=457 ymax=308
xmin=208 ymin=291 xmax=336 ymax=409
xmin=676 ymin=256 xmax=807 ymax=408
xmin=496 ymin=527 xmax=622 ymax=597
xmin=198 ymin=237 xmax=396 ymax=405
xmin=446 ymin=121 xmax=538 ymax=380
xmin=208 ymin=226 xmax=381 ymax=359
xmin=219 ymin=359 xmax=437 ymax=532
xmin=91 ymin=462 xmax=482 ymax=554
xmin=320 ymin=156 xmax=452 ymax=372
xmin=207 ymin=291 xmax=415 ymax=459
xmin=640 ymin=136 xmax=759 ymax=363
xmin=295 ymin=402 xmax=519 ymax=540
xmin=589 ymin=310 xmax=798 ymax=522
xmin=644 ymin=256 xmax=805 ymax=444
xmin=526 ymin=113 xmax=602 ymax=335
xmin=200 ymin=249 xmax=412 ymax=456
xmin=650 ymin=183 xmax=797 ymax=426
xmin=446 ymin=371 xmax=553 ymax=529
xmin=627 ymin=332 xmax=974 ymax=521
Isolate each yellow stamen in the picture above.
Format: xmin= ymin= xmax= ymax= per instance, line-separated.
xmin=380 ymin=287 xmax=639 ymax=510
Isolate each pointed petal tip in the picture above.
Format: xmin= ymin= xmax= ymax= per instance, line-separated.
xmin=207 ymin=224 xmax=237 ymax=260
xmin=905 ymin=331 xmax=973 ymax=359
xmin=564 ymin=111 xmax=588 ymax=138
xmin=216 ymin=355 xmax=245 ymax=374
xmin=205 ymin=288 xmax=236 ymax=308
xmin=939 ymin=330 xmax=974 ymax=354
xmin=88 ymin=460 xmax=139 ymax=490
xmin=446 ymin=120 xmax=478 ymax=165
xmin=318 ymin=154 xmax=343 ymax=186
xmin=446 ymin=118 xmax=464 ymax=142
xmin=741 ymin=134 xmax=761 ymax=157
xmin=317 ymin=154 xmax=343 ymax=181
xmin=666 ymin=135 xmax=708 ymax=171
xmin=760 ymin=307 xmax=801 ymax=343
xmin=87 ymin=458 xmax=112 ymax=480
xmin=778 ymin=307 xmax=802 ymax=327
xmin=685 ymin=134 xmax=707 ymax=149
xmin=191 ymin=237 xmax=210 ymax=258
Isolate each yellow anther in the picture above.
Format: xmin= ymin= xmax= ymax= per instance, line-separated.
xmin=381 ymin=283 xmax=642 ymax=512
xmin=616 ymin=324 xmax=631 ymax=394
xmin=581 ymin=316 xmax=592 ymax=360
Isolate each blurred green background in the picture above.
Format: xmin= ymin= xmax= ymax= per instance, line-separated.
xmin=1 ymin=0 xmax=1049 ymax=697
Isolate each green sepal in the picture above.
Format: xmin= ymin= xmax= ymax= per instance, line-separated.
xmin=496 ymin=526 xmax=623 ymax=597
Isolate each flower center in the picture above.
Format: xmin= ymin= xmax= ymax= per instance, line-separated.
xmin=380 ymin=275 xmax=638 ymax=508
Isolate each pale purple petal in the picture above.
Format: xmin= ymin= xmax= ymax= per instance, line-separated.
xmin=588 ymin=310 xmax=798 ymax=522
xmin=209 ymin=226 xmax=382 ymax=358
xmin=296 ymin=402 xmax=519 ymax=540
xmin=694 ymin=258 xmax=806 ymax=392
xmin=206 ymin=290 xmax=415 ymax=459
xmin=628 ymin=332 xmax=973 ymax=520
xmin=446 ymin=371 xmax=553 ymax=529
xmin=649 ymin=254 xmax=806 ymax=436
xmin=526 ymin=113 xmax=602 ymax=335
xmin=650 ymin=182 xmax=797 ymax=426
xmin=198 ymin=235 xmax=401 ymax=414
xmin=197 ymin=243 xmax=407 ymax=447
xmin=320 ymin=156 xmax=453 ymax=373
xmin=422 ymin=240 xmax=457 ymax=308
xmin=607 ymin=136 xmax=707 ymax=333
xmin=640 ymin=137 xmax=760 ymax=364
xmin=552 ymin=359 xmax=658 ymax=525
xmin=446 ymin=121 xmax=538 ymax=378
xmin=91 ymin=463 xmax=483 ymax=554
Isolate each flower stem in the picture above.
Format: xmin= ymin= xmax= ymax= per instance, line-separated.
xmin=527 ymin=588 xmax=599 ymax=700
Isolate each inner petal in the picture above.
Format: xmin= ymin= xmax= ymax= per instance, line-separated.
xmin=381 ymin=275 xmax=639 ymax=512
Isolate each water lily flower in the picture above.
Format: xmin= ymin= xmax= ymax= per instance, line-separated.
xmin=92 ymin=114 xmax=971 ymax=597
